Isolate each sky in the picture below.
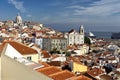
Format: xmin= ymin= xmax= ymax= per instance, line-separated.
xmin=0 ymin=0 xmax=120 ymax=32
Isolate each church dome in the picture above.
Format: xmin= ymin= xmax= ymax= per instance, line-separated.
xmin=15 ymin=13 xmax=22 ymax=24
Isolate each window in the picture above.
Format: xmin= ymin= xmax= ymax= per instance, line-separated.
xmin=27 ymin=56 xmax=32 ymax=61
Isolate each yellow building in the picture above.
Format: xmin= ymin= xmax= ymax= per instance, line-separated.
xmin=73 ymin=62 xmax=88 ymax=73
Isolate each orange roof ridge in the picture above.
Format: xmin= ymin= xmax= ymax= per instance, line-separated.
xmin=49 ymin=70 xmax=75 ymax=77
xmin=2 ymin=40 xmax=38 ymax=55
xmin=69 ymin=75 xmax=92 ymax=80
xmin=49 ymin=70 xmax=75 ymax=80
xmin=37 ymin=66 xmax=54 ymax=71
xmin=36 ymin=66 xmax=62 ymax=76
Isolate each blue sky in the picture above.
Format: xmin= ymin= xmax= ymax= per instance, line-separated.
xmin=0 ymin=0 xmax=120 ymax=32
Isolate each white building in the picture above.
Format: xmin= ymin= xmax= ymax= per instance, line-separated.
xmin=35 ymin=37 xmax=43 ymax=48
xmin=0 ymin=21 xmax=4 ymax=27
xmin=65 ymin=25 xmax=84 ymax=45
xmin=5 ymin=20 xmax=14 ymax=27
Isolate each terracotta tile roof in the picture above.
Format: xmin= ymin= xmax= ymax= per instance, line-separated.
xmin=114 ymin=70 xmax=120 ymax=75
xmin=63 ymin=61 xmax=69 ymax=66
xmin=38 ymin=61 xmax=50 ymax=67
xmin=67 ymin=45 xmax=78 ymax=50
xmin=87 ymin=67 xmax=104 ymax=78
xmin=51 ymin=54 xmax=59 ymax=60
xmin=47 ymin=61 xmax=61 ymax=66
xmin=69 ymin=75 xmax=92 ymax=80
xmin=74 ymin=55 xmax=85 ymax=60
xmin=117 ymin=63 xmax=120 ymax=68
xmin=41 ymin=50 xmax=50 ymax=58
xmin=49 ymin=70 xmax=75 ymax=80
xmin=68 ymin=56 xmax=81 ymax=64
xmin=1 ymin=40 xmax=38 ymax=55
xmin=84 ymin=56 xmax=92 ymax=60
xmin=100 ymin=74 xmax=113 ymax=80
xmin=0 ymin=44 xmax=4 ymax=56
xmin=50 ymin=36 xmax=66 ymax=39
xmin=107 ymin=56 xmax=115 ymax=60
xmin=36 ymin=66 xmax=62 ymax=76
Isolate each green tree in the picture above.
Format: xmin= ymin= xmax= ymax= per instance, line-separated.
xmin=84 ymin=36 xmax=91 ymax=53
xmin=50 ymin=48 xmax=60 ymax=54
xmin=84 ymin=36 xmax=91 ymax=45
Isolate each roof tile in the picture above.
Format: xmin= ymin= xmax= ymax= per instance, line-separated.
xmin=1 ymin=40 xmax=38 ymax=55
xmin=49 ymin=70 xmax=75 ymax=80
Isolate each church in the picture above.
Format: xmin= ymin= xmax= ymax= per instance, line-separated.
xmin=64 ymin=25 xmax=84 ymax=45
xmin=15 ymin=13 xmax=22 ymax=24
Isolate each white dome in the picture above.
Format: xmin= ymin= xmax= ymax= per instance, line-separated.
xmin=16 ymin=13 xmax=22 ymax=24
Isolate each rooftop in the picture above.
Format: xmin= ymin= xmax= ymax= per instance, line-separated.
xmin=100 ymin=74 xmax=113 ymax=80
xmin=69 ymin=75 xmax=92 ymax=80
xmin=36 ymin=66 xmax=62 ymax=76
xmin=41 ymin=50 xmax=51 ymax=58
xmin=1 ymin=40 xmax=38 ymax=55
xmin=49 ymin=70 xmax=75 ymax=80
xmin=87 ymin=67 xmax=104 ymax=78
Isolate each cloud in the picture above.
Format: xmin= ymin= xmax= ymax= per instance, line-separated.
xmin=40 ymin=16 xmax=51 ymax=22
xmin=26 ymin=14 xmax=32 ymax=18
xmin=66 ymin=5 xmax=85 ymax=10
xmin=67 ymin=0 xmax=120 ymax=16
xmin=8 ymin=0 xmax=26 ymax=13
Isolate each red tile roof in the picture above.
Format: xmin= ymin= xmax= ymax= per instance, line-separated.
xmin=51 ymin=54 xmax=59 ymax=60
xmin=87 ymin=67 xmax=104 ymax=78
xmin=41 ymin=50 xmax=50 ymax=58
xmin=67 ymin=56 xmax=82 ymax=64
xmin=50 ymin=36 xmax=66 ymax=39
xmin=0 ymin=44 xmax=4 ymax=56
xmin=1 ymin=40 xmax=38 ymax=55
xmin=100 ymin=74 xmax=113 ymax=80
xmin=117 ymin=63 xmax=120 ymax=68
xmin=36 ymin=66 xmax=62 ymax=76
xmin=47 ymin=61 xmax=61 ymax=66
xmin=38 ymin=61 xmax=50 ymax=67
xmin=49 ymin=70 xmax=75 ymax=80
xmin=67 ymin=45 xmax=78 ymax=50
xmin=69 ymin=75 xmax=92 ymax=80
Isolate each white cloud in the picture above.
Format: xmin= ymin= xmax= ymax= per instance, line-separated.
xmin=42 ymin=16 xmax=50 ymax=21
xmin=26 ymin=14 xmax=32 ymax=18
xmin=8 ymin=0 xmax=26 ymax=13
xmin=66 ymin=5 xmax=85 ymax=10
xmin=68 ymin=0 xmax=120 ymax=16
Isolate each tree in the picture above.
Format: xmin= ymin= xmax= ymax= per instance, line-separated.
xmin=50 ymin=48 xmax=60 ymax=54
xmin=84 ymin=36 xmax=91 ymax=45
xmin=65 ymin=52 xmax=71 ymax=57
xmin=84 ymin=36 xmax=91 ymax=53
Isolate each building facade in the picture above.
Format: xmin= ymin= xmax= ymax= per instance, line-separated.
xmin=65 ymin=25 xmax=84 ymax=45
xmin=43 ymin=37 xmax=67 ymax=51
xmin=35 ymin=37 xmax=43 ymax=48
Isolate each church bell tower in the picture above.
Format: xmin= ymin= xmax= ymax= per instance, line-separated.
xmin=79 ymin=25 xmax=84 ymax=35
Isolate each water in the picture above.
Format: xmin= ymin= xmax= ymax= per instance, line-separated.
xmin=92 ymin=31 xmax=112 ymax=39
xmin=62 ymin=30 xmax=112 ymax=39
